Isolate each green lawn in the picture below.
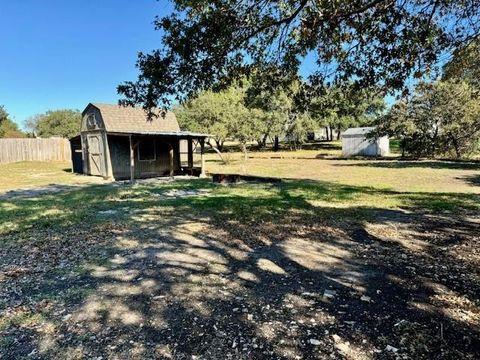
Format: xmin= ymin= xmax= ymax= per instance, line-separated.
xmin=0 ymin=161 xmax=106 ymax=193
xmin=206 ymin=153 xmax=480 ymax=194
xmin=0 ymin=158 xmax=479 ymax=359
xmin=1 ymin=176 xmax=478 ymax=240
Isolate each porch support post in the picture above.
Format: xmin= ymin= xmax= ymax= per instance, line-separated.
xmin=187 ymin=137 xmax=194 ymax=173
xmin=129 ymin=135 xmax=135 ymax=183
xmin=199 ymin=138 xmax=206 ymax=178
xmin=169 ymin=143 xmax=174 ymax=177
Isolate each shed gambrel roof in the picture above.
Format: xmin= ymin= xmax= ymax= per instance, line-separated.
xmin=84 ymin=103 xmax=180 ymax=134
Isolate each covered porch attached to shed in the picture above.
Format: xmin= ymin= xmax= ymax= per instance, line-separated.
xmin=106 ymin=131 xmax=208 ymax=181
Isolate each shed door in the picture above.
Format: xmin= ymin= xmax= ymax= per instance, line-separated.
xmin=87 ymin=134 xmax=104 ymax=176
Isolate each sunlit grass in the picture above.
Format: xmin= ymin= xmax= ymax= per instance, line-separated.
xmin=205 ymin=156 xmax=480 ymax=193
xmin=0 ymin=150 xmax=479 ymax=246
xmin=1 ymin=177 xmax=479 ymax=243
xmin=0 ymin=161 xmax=105 ymax=193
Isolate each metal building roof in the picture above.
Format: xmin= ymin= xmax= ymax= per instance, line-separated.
xmin=342 ymin=126 xmax=376 ymax=137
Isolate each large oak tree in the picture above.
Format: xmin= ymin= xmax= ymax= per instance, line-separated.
xmin=118 ymin=0 xmax=480 ymax=111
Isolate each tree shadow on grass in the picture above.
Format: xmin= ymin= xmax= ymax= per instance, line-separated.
xmin=0 ymin=184 xmax=89 ymax=201
xmin=333 ymin=160 xmax=480 ymax=170
xmin=0 ymin=179 xmax=479 ymax=359
xmin=458 ymin=174 xmax=480 ymax=186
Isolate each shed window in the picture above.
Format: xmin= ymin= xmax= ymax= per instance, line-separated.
xmin=138 ymin=139 xmax=156 ymax=161
xmin=86 ymin=114 xmax=97 ymax=129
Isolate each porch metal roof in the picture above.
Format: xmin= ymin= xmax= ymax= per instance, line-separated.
xmin=106 ymin=130 xmax=210 ymax=138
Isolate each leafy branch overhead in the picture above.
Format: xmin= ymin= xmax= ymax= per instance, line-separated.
xmin=118 ymin=0 xmax=480 ymax=110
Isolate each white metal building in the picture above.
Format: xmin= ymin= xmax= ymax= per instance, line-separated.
xmin=342 ymin=127 xmax=389 ymax=156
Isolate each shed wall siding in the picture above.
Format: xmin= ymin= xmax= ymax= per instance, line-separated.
xmin=378 ymin=137 xmax=390 ymax=156
xmin=342 ymin=136 xmax=389 ymax=156
xmin=108 ymin=136 xmax=130 ymax=179
xmin=107 ymin=135 xmax=180 ymax=180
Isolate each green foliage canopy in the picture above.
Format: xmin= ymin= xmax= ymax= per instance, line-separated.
xmin=0 ymin=105 xmax=25 ymax=138
xmin=245 ymin=79 xmax=315 ymax=148
xmin=176 ymin=83 xmax=265 ymax=150
xmin=310 ymin=85 xmax=385 ymax=137
xmin=443 ymin=39 xmax=480 ymax=88
xmin=118 ymin=0 xmax=479 ymax=111
xmin=377 ymin=81 xmax=480 ymax=158
xmin=25 ymin=109 xmax=81 ymax=139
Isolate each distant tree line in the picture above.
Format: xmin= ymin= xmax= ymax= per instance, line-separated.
xmin=117 ymin=0 xmax=479 ymax=161
xmin=0 ymin=106 xmax=81 ymax=139
xmin=24 ymin=109 xmax=81 ymax=139
xmin=176 ymin=77 xmax=384 ymax=155
xmin=178 ymin=38 xmax=480 ymax=160
xmin=0 ymin=106 xmax=25 ymax=138
xmin=377 ymin=39 xmax=480 ymax=159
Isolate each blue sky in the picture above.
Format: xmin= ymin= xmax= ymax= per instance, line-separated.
xmin=0 ymin=0 xmax=173 ymax=128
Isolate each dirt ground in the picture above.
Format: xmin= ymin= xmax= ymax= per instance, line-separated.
xmin=1 ymin=179 xmax=479 ymax=359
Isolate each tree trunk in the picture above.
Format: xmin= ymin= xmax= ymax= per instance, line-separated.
xmin=325 ymin=127 xmax=329 ymax=140
xmin=261 ymin=134 xmax=268 ymax=148
xmin=451 ymin=136 xmax=461 ymax=159
xmin=273 ymin=136 xmax=279 ymax=151
xmin=207 ymin=140 xmax=226 ymax=163
xmin=214 ymin=139 xmax=224 ymax=152
xmin=431 ymin=123 xmax=439 ymax=158
xmin=257 ymin=134 xmax=268 ymax=149
xmin=336 ymin=126 xmax=341 ymax=140
xmin=240 ymin=143 xmax=248 ymax=174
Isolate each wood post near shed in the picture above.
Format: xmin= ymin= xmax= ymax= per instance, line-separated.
xmin=200 ymin=138 xmax=206 ymax=177
xmin=169 ymin=143 xmax=174 ymax=177
xmin=187 ymin=137 xmax=194 ymax=173
xmin=129 ymin=135 xmax=135 ymax=183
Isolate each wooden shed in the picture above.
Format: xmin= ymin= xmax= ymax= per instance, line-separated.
xmin=342 ymin=127 xmax=389 ymax=157
xmin=74 ymin=103 xmax=208 ymax=181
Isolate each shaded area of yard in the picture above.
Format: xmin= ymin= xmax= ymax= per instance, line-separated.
xmin=1 ymin=178 xmax=479 ymax=359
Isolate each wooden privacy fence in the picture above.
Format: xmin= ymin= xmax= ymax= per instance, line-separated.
xmin=0 ymin=138 xmax=71 ymax=164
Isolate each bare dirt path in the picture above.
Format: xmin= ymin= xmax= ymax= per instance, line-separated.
xmin=1 ymin=197 xmax=478 ymax=359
